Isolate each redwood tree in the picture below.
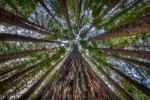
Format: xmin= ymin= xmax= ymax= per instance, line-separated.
xmin=0 ymin=0 xmax=150 ymax=99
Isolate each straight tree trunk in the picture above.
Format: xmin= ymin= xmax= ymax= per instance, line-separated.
xmin=57 ymin=0 xmax=74 ymax=36
xmin=112 ymin=44 xmax=150 ymax=49
xmin=130 ymin=45 xmax=150 ymax=49
xmin=0 ymin=62 xmax=28 ymax=76
xmin=87 ymin=56 xmax=134 ymax=100
xmin=18 ymin=56 xmax=64 ymax=100
xmin=0 ymin=48 xmax=48 ymax=63
xmin=110 ymin=54 xmax=150 ymax=69
xmin=35 ymin=46 xmax=118 ymax=100
xmin=75 ymin=0 xmax=82 ymax=34
xmin=0 ymin=8 xmax=46 ymax=30
xmin=38 ymin=0 xmax=62 ymax=27
xmin=81 ymin=0 xmax=120 ymax=35
xmin=81 ymin=55 xmax=119 ymax=100
xmin=98 ymin=47 xmax=150 ymax=60
xmin=0 ymin=59 xmax=48 ymax=92
xmin=93 ymin=14 xmax=150 ymax=41
xmin=0 ymin=8 xmax=52 ymax=35
xmin=104 ymin=63 xmax=150 ymax=97
xmin=1 ymin=81 xmax=25 ymax=99
xmin=0 ymin=33 xmax=61 ymax=43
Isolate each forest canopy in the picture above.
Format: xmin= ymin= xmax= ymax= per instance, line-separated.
xmin=0 ymin=0 xmax=150 ymax=100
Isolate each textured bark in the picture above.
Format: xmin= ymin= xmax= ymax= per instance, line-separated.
xmin=81 ymin=0 xmax=120 ymax=35
xmin=75 ymin=0 xmax=82 ymax=34
xmin=2 ymin=74 xmax=35 ymax=98
xmin=0 ymin=48 xmax=48 ymax=63
xmin=76 ymin=0 xmax=82 ymax=23
xmin=87 ymin=56 xmax=134 ymax=100
xmin=112 ymin=44 xmax=150 ymax=49
xmin=128 ymin=44 xmax=150 ymax=49
xmin=35 ymin=46 xmax=118 ymax=100
xmin=104 ymin=63 xmax=150 ymax=97
xmin=93 ymin=14 xmax=150 ymax=40
xmin=0 ymin=63 xmax=28 ymax=76
xmin=57 ymin=0 xmax=74 ymax=36
xmin=106 ymin=0 xmax=126 ymax=18
xmin=18 ymin=57 xmax=64 ymax=100
xmin=39 ymin=0 xmax=62 ymax=27
xmin=0 ymin=33 xmax=61 ymax=43
xmin=82 ymin=56 xmax=119 ymax=100
xmin=0 ymin=59 xmax=48 ymax=92
xmin=2 ymin=81 xmax=27 ymax=100
xmin=0 ymin=8 xmax=51 ymax=35
xmin=98 ymin=48 xmax=150 ymax=60
xmin=110 ymin=54 xmax=150 ymax=69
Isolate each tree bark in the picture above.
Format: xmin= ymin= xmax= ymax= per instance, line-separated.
xmin=104 ymin=63 xmax=150 ymax=97
xmin=0 ymin=59 xmax=48 ymax=92
xmin=18 ymin=56 xmax=64 ymax=100
xmin=93 ymin=14 xmax=150 ymax=40
xmin=0 ymin=33 xmax=61 ymax=43
xmin=57 ymin=0 xmax=74 ymax=36
xmin=0 ymin=63 xmax=28 ymax=76
xmin=110 ymin=54 xmax=150 ymax=69
xmin=87 ymin=56 xmax=134 ymax=100
xmin=35 ymin=46 xmax=118 ymax=100
xmin=98 ymin=47 xmax=150 ymax=60
xmin=38 ymin=0 xmax=62 ymax=28
xmin=81 ymin=0 xmax=120 ymax=35
xmin=112 ymin=44 xmax=150 ymax=49
xmin=0 ymin=8 xmax=52 ymax=35
xmin=0 ymin=48 xmax=48 ymax=63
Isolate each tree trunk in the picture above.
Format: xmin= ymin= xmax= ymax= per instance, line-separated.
xmin=104 ymin=63 xmax=150 ymax=97
xmin=98 ymin=47 xmax=150 ymax=60
xmin=93 ymin=14 xmax=150 ymax=40
xmin=75 ymin=0 xmax=82 ymax=34
xmin=0 ymin=62 xmax=28 ymax=76
xmin=0 ymin=48 xmax=48 ymax=63
xmin=0 ymin=8 xmax=51 ymax=35
xmin=18 ymin=56 xmax=64 ymax=100
xmin=110 ymin=54 xmax=150 ymax=69
xmin=0 ymin=33 xmax=61 ymax=43
xmin=35 ymin=46 xmax=118 ymax=100
xmin=38 ymin=0 xmax=62 ymax=28
xmin=112 ymin=44 xmax=150 ymax=49
xmin=0 ymin=59 xmax=48 ymax=92
xmin=87 ymin=56 xmax=134 ymax=100
xmin=57 ymin=0 xmax=74 ymax=36
xmin=81 ymin=0 xmax=120 ymax=35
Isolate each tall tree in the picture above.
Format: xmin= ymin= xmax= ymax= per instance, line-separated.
xmin=86 ymin=56 xmax=134 ymax=100
xmin=18 ymin=56 xmax=64 ymax=100
xmin=93 ymin=14 xmax=150 ymax=40
xmin=0 ymin=0 xmax=150 ymax=99
xmin=0 ymin=58 xmax=49 ymax=92
xmin=104 ymin=63 xmax=150 ymax=97
xmin=0 ymin=33 xmax=61 ymax=43
xmin=0 ymin=8 xmax=51 ymax=35
xmin=81 ymin=0 xmax=120 ymax=35
xmin=0 ymin=62 xmax=28 ymax=76
xmin=38 ymin=0 xmax=62 ymax=27
xmin=35 ymin=47 xmax=119 ymax=100
xmin=109 ymin=54 xmax=150 ymax=69
xmin=98 ymin=47 xmax=150 ymax=60
xmin=0 ymin=48 xmax=48 ymax=63
xmin=57 ymin=0 xmax=74 ymax=36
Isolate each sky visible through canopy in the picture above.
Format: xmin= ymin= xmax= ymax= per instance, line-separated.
xmin=0 ymin=0 xmax=150 ymax=99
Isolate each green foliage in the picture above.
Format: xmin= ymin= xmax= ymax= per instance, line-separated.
xmin=0 ymin=0 xmax=150 ymax=99
xmin=0 ymin=0 xmax=38 ymax=18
